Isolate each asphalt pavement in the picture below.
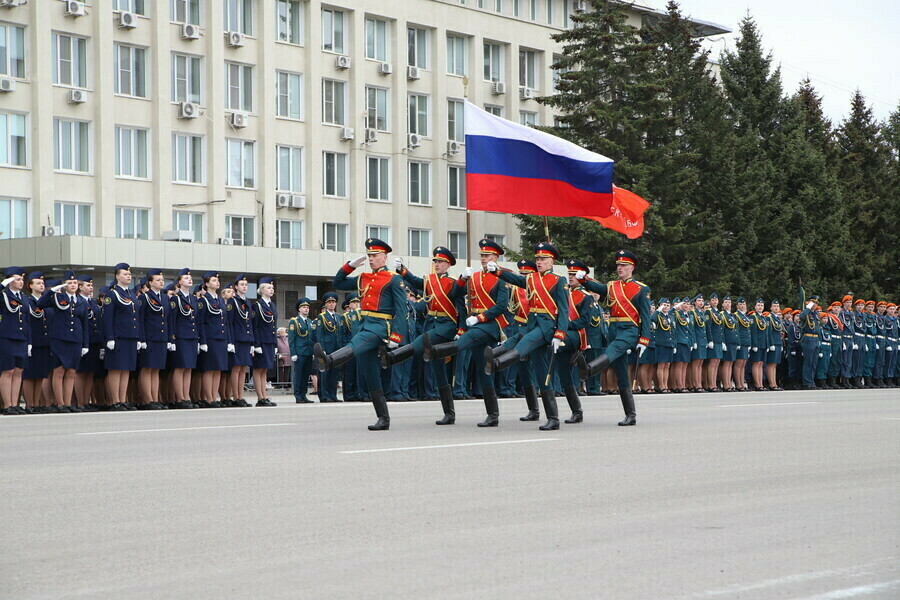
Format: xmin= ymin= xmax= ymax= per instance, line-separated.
xmin=1 ymin=388 xmax=898 ymax=599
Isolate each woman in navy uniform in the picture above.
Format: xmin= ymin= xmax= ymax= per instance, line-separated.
xmin=705 ymin=293 xmax=725 ymax=391
xmin=653 ymin=298 xmax=675 ymax=393
xmin=0 ymin=267 xmax=30 ymax=414
xmin=226 ymin=274 xmax=255 ymax=408
xmin=198 ymin=271 xmax=233 ymax=407
xmin=136 ymin=269 xmax=170 ymax=409
xmin=672 ymin=298 xmax=692 ymax=393
xmin=22 ymin=272 xmax=50 ymax=413
xmin=102 ymin=263 xmax=140 ymax=411
xmin=720 ymin=296 xmax=740 ymax=391
xmin=733 ymin=297 xmax=752 ymax=391
xmin=765 ymin=300 xmax=785 ymax=390
xmin=39 ymin=270 xmax=90 ymax=412
xmin=749 ymin=298 xmax=769 ymax=391
xmin=251 ymin=276 xmax=278 ymax=407
xmin=688 ymin=294 xmax=708 ymax=392
xmin=169 ymin=269 xmax=199 ymax=409
xmin=75 ymin=274 xmax=103 ymax=411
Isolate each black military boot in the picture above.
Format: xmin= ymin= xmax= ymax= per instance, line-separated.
xmin=563 ymin=385 xmax=583 ymax=424
xmin=841 ymin=377 xmax=852 ymax=388
xmin=423 ymin=334 xmax=459 ymax=363
xmin=486 ymin=349 xmax=521 ymax=376
xmin=825 ymin=376 xmax=835 ymax=389
xmin=368 ymin=390 xmax=390 ymax=431
xmin=618 ymin=387 xmax=637 ymax=426
xmin=490 ymin=344 xmax=507 ymax=359
xmin=520 ymin=385 xmax=540 ymax=421
xmin=573 ymin=351 xmax=609 ymax=380
xmin=314 ymin=343 xmax=354 ymax=371
xmin=477 ymin=387 xmax=499 ymax=427
xmin=538 ymin=388 xmax=559 ymax=430
xmin=814 ymin=379 xmax=824 ymax=389
xmin=380 ymin=343 xmax=415 ymax=369
xmin=435 ymin=385 xmax=455 ymax=425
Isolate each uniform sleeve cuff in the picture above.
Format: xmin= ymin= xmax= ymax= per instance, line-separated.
xmin=389 ymin=332 xmax=401 ymax=343
xmin=456 ymin=277 xmax=467 ymax=287
xmin=341 ymin=263 xmax=355 ymax=274
xmin=553 ymin=330 xmax=565 ymax=340
xmin=477 ymin=314 xmax=487 ymax=323
xmin=639 ymin=337 xmax=650 ymax=346
xmin=457 ymin=328 xmax=465 ymax=337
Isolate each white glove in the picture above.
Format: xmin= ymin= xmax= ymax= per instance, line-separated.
xmin=843 ymin=344 xmax=847 ymax=350
xmin=887 ymin=346 xmax=893 ymax=352
xmin=818 ymin=353 xmax=823 ymax=358
xmin=806 ymin=301 xmax=814 ymax=310
xmin=575 ymin=270 xmax=586 ymax=280
xmin=388 ymin=340 xmax=399 ymax=349
xmin=791 ymin=351 xmax=796 ymax=356
xmin=752 ymin=347 xmax=758 ymax=352
xmin=98 ymin=349 xmax=105 ymax=360
xmin=637 ymin=343 xmax=647 ymax=356
xmin=692 ymin=344 xmax=697 ymax=350
xmin=199 ymin=344 xmax=208 ymax=352
xmin=453 ymin=334 xmax=460 ymax=341
xmin=736 ymin=346 xmax=741 ymax=351
xmin=257 ymin=346 xmax=265 ymax=354
xmin=393 ymin=257 xmax=404 ymax=272
xmin=584 ymin=344 xmax=591 ymax=350
xmin=107 ymin=340 xmax=116 ymax=350
xmin=0 ymin=276 xmax=14 ymax=287
xmin=673 ymin=347 xmax=677 ymax=354
xmin=349 ymin=255 xmax=367 ymax=268
xmin=291 ymin=355 xmax=298 ymax=362
xmin=140 ymin=342 xmax=147 ymax=350
xmin=167 ymin=343 xmax=176 ymax=351
xmin=626 ymin=348 xmax=632 ymax=355
xmin=227 ymin=343 xmax=235 ymax=353
xmin=853 ymin=344 xmax=858 ymax=350
xmin=876 ymin=344 xmax=879 ymax=350
xmin=551 ymin=338 xmax=563 ymax=354
xmin=52 ymin=284 xmax=65 ymax=293
xmin=465 ymin=316 xmax=479 ymax=327
xmin=769 ymin=345 xmax=775 ymax=352
xmin=486 ymin=261 xmax=498 ymax=273
xmin=707 ymin=341 xmax=714 ymax=349
xmin=722 ymin=343 xmax=727 ymax=351
xmin=27 ymin=344 xmax=32 ymax=357
xmin=81 ymin=347 xmax=88 ymax=357
xmin=863 ymin=345 xmax=868 ymax=352
xmin=462 ymin=267 xmax=474 ymax=279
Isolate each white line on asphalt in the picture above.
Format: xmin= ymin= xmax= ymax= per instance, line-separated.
xmin=340 ymin=438 xmax=560 ymax=454
xmin=77 ymin=423 xmax=296 ymax=435
xmin=793 ymin=579 xmax=900 ymax=600
xmin=881 ymin=417 xmax=900 ymax=421
xmin=717 ymin=401 xmax=820 ymax=407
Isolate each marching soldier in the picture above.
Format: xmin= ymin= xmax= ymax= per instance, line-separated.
xmin=505 ymin=259 xmax=542 ymax=418
xmin=136 ymin=269 xmax=170 ymax=410
xmin=251 ymin=276 xmax=278 ymax=407
xmin=553 ymin=259 xmax=594 ymax=422
xmin=341 ymin=293 xmax=365 ymax=401
xmin=102 ymin=263 xmax=140 ymax=411
xmin=797 ymin=289 xmax=821 ymax=390
xmin=288 ymin=298 xmax=315 ymax=403
xmin=585 ymin=289 xmax=606 ymax=397
xmin=315 ymin=292 xmax=341 ymax=402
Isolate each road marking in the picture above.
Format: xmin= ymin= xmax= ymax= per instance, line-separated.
xmin=881 ymin=417 xmax=900 ymax=421
xmin=77 ymin=423 xmax=295 ymax=435
xmin=717 ymin=401 xmax=820 ymax=407
xmin=793 ymin=579 xmax=900 ymax=599
xmin=340 ymin=438 xmax=560 ymax=454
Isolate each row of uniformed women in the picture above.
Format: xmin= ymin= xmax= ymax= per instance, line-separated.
xmin=0 ymin=265 xmax=280 ymax=414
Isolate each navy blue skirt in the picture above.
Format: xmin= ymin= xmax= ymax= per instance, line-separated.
xmin=766 ymin=345 xmax=783 ymax=365
xmin=51 ymin=339 xmax=83 ymax=370
xmin=0 ymin=339 xmax=27 ymax=370
xmin=139 ymin=341 xmax=168 ymax=370
xmin=691 ymin=345 xmax=707 ymax=361
xmin=24 ymin=345 xmax=52 ymax=379
xmin=105 ymin=339 xmax=138 ymax=371
xmin=707 ymin=342 xmax=723 ymax=360
xmin=230 ymin=341 xmax=253 ymax=368
xmin=252 ymin=343 xmax=276 ymax=370
xmin=655 ymin=345 xmax=674 ymax=363
xmin=170 ymin=339 xmax=198 ymax=369
xmin=675 ymin=343 xmax=692 ymax=363
xmin=639 ymin=347 xmax=655 ymax=365
xmin=736 ymin=345 xmax=750 ymax=360
xmin=750 ymin=347 xmax=767 ymax=363
xmin=77 ymin=343 xmax=103 ymax=374
xmin=723 ymin=343 xmax=738 ymax=362
xmin=200 ymin=340 xmax=228 ymax=372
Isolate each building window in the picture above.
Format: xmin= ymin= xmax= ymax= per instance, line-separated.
xmin=171 ymin=53 xmax=202 ymax=104
xmin=366 ymin=86 xmax=389 ymax=131
xmin=171 ymin=0 xmax=200 ymax=25
xmin=407 ymin=27 xmax=428 ymax=68
xmin=448 ymin=166 xmax=466 ymax=209
xmin=494 ymin=0 xmax=504 ymax=12
xmin=520 ymin=111 xmax=537 ymax=127
xmin=114 ymin=126 xmax=149 ymax=179
xmin=367 ymin=156 xmax=390 ymax=202
xmin=172 ymin=133 xmax=203 ymax=184
xmin=115 ymin=207 xmax=150 ymax=240
xmin=322 ymin=8 xmax=345 ymax=54
xmin=446 ymin=35 xmax=467 ymax=76
xmin=276 ymin=219 xmax=303 ymax=249
xmin=408 ymin=229 xmax=431 ymax=258
xmin=276 ymin=71 xmax=303 ymax=119
xmin=448 ymin=232 xmax=467 ymax=260
xmin=0 ymin=112 xmax=26 ymax=167
xmin=53 ymin=118 xmax=90 ymax=173
xmin=513 ymin=0 xmax=520 ymax=17
xmin=225 ymin=62 xmax=253 ymax=112
xmin=484 ymin=104 xmax=502 ymax=117
xmin=323 ymin=222 xmax=348 ymax=252
xmin=322 ymin=79 xmax=346 ymax=125
xmin=408 ymin=161 xmax=430 ymax=206
xmin=114 ymin=0 xmax=146 ymax=15
xmin=485 ymin=233 xmax=505 ymax=246
xmin=366 ymin=225 xmax=390 ymax=243
xmin=483 ymin=42 xmax=502 ymax=82
xmin=448 ymin=100 xmax=465 ymax=142
xmin=52 ymin=34 xmax=87 ymax=88
xmin=322 ymin=152 xmax=347 ymax=197
xmin=225 ymin=0 xmax=253 ymax=35
xmin=519 ymin=49 xmax=537 ymax=89
xmin=0 ymin=24 xmax=25 ymax=79
xmin=408 ymin=94 xmax=429 ymax=136
xmin=546 ymin=0 xmax=553 ymax=25
xmin=114 ymin=44 xmax=147 ymax=98
xmin=172 ymin=211 xmax=203 ymax=241
xmin=276 ymin=145 xmax=303 ymax=192
xmin=54 ymin=202 xmax=92 ymax=236
xmin=551 ymin=54 xmax=568 ymax=90
xmin=529 ymin=0 xmax=537 ymax=21
xmin=365 ymin=18 xmax=388 ymax=61
xmin=225 ymin=215 xmax=255 ymax=246
xmin=276 ymin=0 xmax=303 ymax=44
xmin=0 ymin=197 xmax=28 ymax=239
xmin=225 ymin=139 xmax=255 ymax=188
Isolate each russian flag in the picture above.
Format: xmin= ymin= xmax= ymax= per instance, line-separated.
xmin=464 ymin=101 xmax=614 ymax=218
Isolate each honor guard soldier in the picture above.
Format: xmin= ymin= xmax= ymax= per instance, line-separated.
xmin=797 ymin=288 xmax=821 ymax=390
xmin=816 ymin=310 xmax=836 ymax=388
xmin=705 ymin=293 xmax=725 ymax=391
xmin=227 ymin=275 xmax=256 ymax=407
xmin=766 ymin=300 xmax=785 ymax=391
xmin=197 ymin=271 xmax=233 ymax=408
xmin=886 ymin=303 xmax=898 ymax=386
xmin=340 ymin=293 xmax=364 ymax=401
xmin=825 ymin=302 xmax=844 ymax=388
xmin=690 ymin=293 xmax=709 ymax=391
xmin=719 ymin=296 xmax=739 ymax=391
xmin=748 ymin=298 xmax=769 ymax=391
xmin=850 ymin=299 xmax=866 ymax=387
xmin=673 ymin=298 xmax=694 ymax=393
xmin=136 ymin=269 xmax=170 ymax=409
xmin=102 ymin=263 xmax=140 ymax=411
xmin=251 ymin=277 xmax=278 ymax=407
xmin=838 ymin=294 xmax=855 ymax=387
xmin=572 ymin=250 xmax=650 ymax=426
xmin=733 ymin=298 xmax=752 ymax=391
xmin=22 ymin=272 xmax=50 ymax=413
xmin=486 ymin=241 xmax=569 ymax=431
xmin=382 ymin=246 xmax=466 ymax=424
xmin=289 ymin=297 xmax=315 ymax=403
xmin=654 ymin=298 xmax=676 ymax=393
xmin=862 ymin=300 xmax=877 ymax=385
xmin=555 ymin=259 xmax=595 ymax=423
xmin=75 ymin=274 xmax=103 ymax=410
xmin=315 ymin=292 xmax=341 ymax=402
xmin=507 ymin=259 xmax=542 ymax=419
xmin=1 ymin=267 xmax=30 ymax=414
xmin=314 ymin=238 xmax=409 ymax=430
xmin=170 ymin=268 xmax=200 ymax=409
xmin=872 ymin=301 xmax=887 ymax=387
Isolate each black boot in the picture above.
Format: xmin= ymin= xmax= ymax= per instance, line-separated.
xmin=368 ymin=390 xmax=390 ymax=431
xmin=618 ymin=387 xmax=637 ymax=426
xmin=380 ymin=343 xmax=415 ymax=369
xmin=477 ymin=387 xmax=499 ymax=427
xmin=486 ymin=349 xmax=521 ymax=376
xmin=490 ymin=345 xmax=507 ymax=359
xmin=435 ymin=385 xmax=455 ymax=425
xmin=825 ymin=376 xmax=836 ymax=389
xmin=423 ymin=333 xmax=457 ymax=362
xmin=538 ymin=388 xmax=559 ymax=430
xmin=563 ymin=385 xmax=583 ymax=424
xmin=815 ymin=379 xmax=824 ymax=389
xmin=520 ymin=385 xmax=540 ymax=421
xmin=573 ymin=351 xmax=609 ymax=380
xmin=314 ymin=343 xmax=355 ymax=371
xmin=842 ymin=377 xmax=852 ymax=388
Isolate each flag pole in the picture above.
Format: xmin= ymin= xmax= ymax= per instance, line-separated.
xmin=543 ymin=216 xmax=550 ymax=243
xmin=463 ymin=75 xmax=472 ymax=268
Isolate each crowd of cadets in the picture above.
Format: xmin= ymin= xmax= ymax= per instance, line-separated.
xmin=2 ymin=249 xmax=897 ymax=423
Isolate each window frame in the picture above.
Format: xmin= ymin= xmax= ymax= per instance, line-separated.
xmin=172 ymin=132 xmax=204 ymax=185
xmin=448 ymin=165 xmax=466 ymax=209
xmin=170 ymin=0 xmax=201 ymax=25
xmin=275 ymin=144 xmax=303 ymax=193
xmin=113 ymin=0 xmax=147 ymax=15
xmin=53 ymin=117 xmax=91 ymax=174
xmin=519 ymin=48 xmax=537 ymax=90
xmin=366 ymin=225 xmax=390 ymax=244
xmin=321 ymin=8 xmax=345 ymax=54
xmin=171 ymin=52 xmax=202 ymax=104
xmin=224 ymin=0 xmax=254 ymax=36
xmin=225 ymin=61 xmax=253 ymax=112
xmin=321 ymin=79 xmax=347 ymax=126
xmin=0 ymin=111 xmax=27 ymax=168
xmin=483 ymin=42 xmax=503 ymax=83
xmin=114 ymin=125 xmax=150 ymax=180
xmin=322 ymin=151 xmax=348 ymax=198
xmin=407 ymin=93 xmax=430 ymax=137
xmin=275 ymin=0 xmax=303 ymax=45
xmin=115 ymin=206 xmax=151 ymax=240
xmin=52 ymin=33 xmax=88 ymax=89
xmin=447 ymin=99 xmax=465 ymax=143
xmin=408 ymin=161 xmax=431 ymax=206
xmin=365 ymin=86 xmax=389 ymax=131
xmin=407 ymin=26 xmax=428 ymax=69
xmin=172 ymin=210 xmax=204 ymax=242
xmin=114 ymin=43 xmax=148 ymax=99
xmin=446 ymin=34 xmax=467 ymax=77
xmin=54 ymin=201 xmax=93 ymax=236
xmin=275 ymin=70 xmax=303 ymax=120
xmin=448 ymin=231 xmax=468 ymax=260
xmin=225 ymin=214 xmax=256 ymax=247
xmin=407 ymin=228 xmax=432 ymax=258
xmin=322 ymin=222 xmax=348 ymax=252
xmin=365 ymin=17 xmax=388 ymax=62
xmin=276 ymin=219 xmax=304 ymax=249
xmin=0 ymin=196 xmax=29 ymax=240
xmin=225 ymin=138 xmax=256 ymax=189
xmin=366 ymin=155 xmax=391 ymax=203
xmin=0 ymin=23 xmax=26 ymax=79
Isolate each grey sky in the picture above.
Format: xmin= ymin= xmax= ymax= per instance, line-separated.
xmin=654 ymin=0 xmax=900 ymax=125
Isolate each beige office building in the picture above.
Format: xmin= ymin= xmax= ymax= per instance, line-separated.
xmin=0 ymin=0 xmax=726 ymax=309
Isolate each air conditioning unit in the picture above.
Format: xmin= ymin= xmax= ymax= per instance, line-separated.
xmin=491 ymin=81 xmax=506 ymax=95
xmin=364 ymin=128 xmax=377 ymax=143
xmin=447 ymin=140 xmax=461 ymax=155
xmin=340 ymin=127 xmax=354 ymax=141
xmin=520 ymin=87 xmax=534 ymax=100
xmin=573 ymin=0 xmax=588 ymax=13
xmin=118 ymin=11 xmax=137 ymax=28
xmin=407 ymin=133 xmax=422 ymax=149
xmin=162 ymin=230 xmax=194 ymax=242
xmin=379 ymin=63 xmax=392 ymax=75
xmin=0 ymin=0 xmax=21 ymax=8
xmin=218 ymin=237 xmax=233 ymax=245
xmin=230 ymin=112 xmax=248 ymax=128
xmin=226 ymin=31 xmax=245 ymax=47
xmin=335 ymin=55 xmax=351 ymax=70
xmin=276 ymin=193 xmax=290 ymax=208
xmin=182 ymin=23 xmax=200 ymax=40
xmin=68 ymin=89 xmax=86 ymax=103
xmin=179 ymin=102 xmax=200 ymax=119
xmin=289 ymin=195 xmax=306 ymax=209
xmin=41 ymin=226 xmax=58 ymax=237
xmin=0 ymin=77 xmax=14 ymax=93
xmin=407 ymin=65 xmax=421 ymax=80
xmin=65 ymin=1 xmax=85 ymax=17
